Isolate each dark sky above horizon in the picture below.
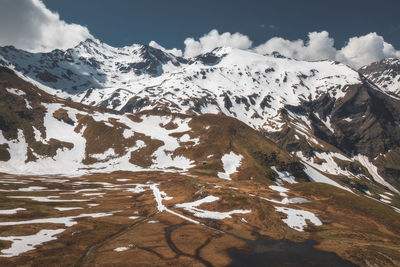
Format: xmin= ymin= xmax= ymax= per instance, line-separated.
xmin=42 ymin=0 xmax=400 ymax=50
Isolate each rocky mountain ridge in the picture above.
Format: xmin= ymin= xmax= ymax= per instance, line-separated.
xmin=360 ymin=58 xmax=400 ymax=98
xmin=0 ymin=39 xmax=400 ymax=195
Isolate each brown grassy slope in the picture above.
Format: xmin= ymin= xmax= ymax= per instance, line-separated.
xmin=175 ymin=114 xmax=308 ymax=183
xmin=0 ymin=67 xmax=78 ymax=161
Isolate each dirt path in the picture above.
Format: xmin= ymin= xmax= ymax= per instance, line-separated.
xmin=78 ymin=212 xmax=159 ymax=267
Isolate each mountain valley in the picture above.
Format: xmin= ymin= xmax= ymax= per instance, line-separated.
xmin=0 ymin=40 xmax=399 ymax=266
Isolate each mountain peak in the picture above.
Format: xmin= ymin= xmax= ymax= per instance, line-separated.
xmin=75 ymin=37 xmax=103 ymax=47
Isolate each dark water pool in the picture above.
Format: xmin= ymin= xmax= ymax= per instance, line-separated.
xmin=229 ymin=238 xmax=358 ymax=267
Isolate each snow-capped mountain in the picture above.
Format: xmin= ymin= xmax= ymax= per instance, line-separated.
xmin=360 ymin=58 xmax=400 ymax=97
xmin=0 ymin=38 xmax=361 ymax=131
xmin=1 ymin=38 xmax=400 ymax=194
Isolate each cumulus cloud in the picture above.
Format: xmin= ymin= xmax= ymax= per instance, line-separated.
xmin=182 ymin=29 xmax=400 ymax=68
xmin=336 ymin=33 xmax=400 ymax=68
xmin=183 ymin=29 xmax=252 ymax=58
xmin=254 ymin=31 xmax=400 ymax=69
xmin=149 ymin=41 xmax=183 ymax=57
xmin=0 ymin=0 xmax=93 ymax=52
xmin=254 ymin=31 xmax=337 ymax=61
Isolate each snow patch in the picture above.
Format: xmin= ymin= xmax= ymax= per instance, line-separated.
xmin=175 ymin=195 xmax=251 ymax=220
xmin=0 ymin=229 xmax=65 ymax=258
xmin=122 ymin=129 xmax=134 ymax=139
xmin=6 ymin=88 xmax=25 ymax=96
xmin=8 ymin=196 xmax=89 ymax=202
xmin=275 ymin=206 xmax=322 ymax=232
xmin=302 ymin=163 xmax=353 ymax=193
xmin=54 ymin=207 xmax=83 ymax=211
xmin=296 ymin=151 xmax=351 ymax=177
xmin=18 ymin=186 xmax=48 ymax=192
xmin=217 ymin=152 xmax=243 ymax=180
xmin=0 ymin=208 xmax=26 ymax=215
xmin=24 ymin=99 xmax=32 ymax=109
xmin=271 ymin=166 xmax=297 ymax=184
xmin=90 ymin=148 xmax=116 ymax=161
xmin=0 ymin=212 xmax=113 ymax=227
xmin=354 ymin=154 xmax=399 ymax=194
xmin=114 ymin=246 xmax=133 ymax=252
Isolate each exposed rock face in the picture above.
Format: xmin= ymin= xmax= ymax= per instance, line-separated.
xmin=271 ymin=79 xmax=400 ymax=191
xmin=360 ymin=58 xmax=400 ymax=97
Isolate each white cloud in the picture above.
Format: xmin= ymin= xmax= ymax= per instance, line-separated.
xmin=149 ymin=41 xmax=183 ymax=57
xmin=254 ymin=31 xmax=336 ymax=61
xmin=0 ymin=0 xmax=93 ymax=52
xmin=254 ymin=31 xmax=400 ymax=69
xmin=183 ymin=29 xmax=252 ymax=58
xmin=182 ymin=29 xmax=400 ymax=68
xmin=337 ymin=33 xmax=400 ymax=68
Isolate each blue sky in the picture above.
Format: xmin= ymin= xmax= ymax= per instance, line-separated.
xmin=42 ymin=0 xmax=400 ymax=50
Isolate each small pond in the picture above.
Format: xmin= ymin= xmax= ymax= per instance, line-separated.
xmin=229 ymin=238 xmax=357 ymax=267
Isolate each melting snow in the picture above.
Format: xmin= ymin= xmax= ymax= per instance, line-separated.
xmin=122 ymin=129 xmax=134 ymax=139
xmin=217 ymin=152 xmax=243 ymax=180
xmin=363 ymin=189 xmax=372 ymax=196
xmin=0 ymin=110 xmax=196 ymax=175
xmin=256 ymin=185 xmax=310 ymax=205
xmin=54 ymin=207 xmax=83 ymax=211
xmin=0 ymin=208 xmax=26 ymax=215
xmin=200 ymin=104 xmax=220 ymax=115
xmin=149 ymin=184 xmax=200 ymax=224
xmin=6 ymin=88 xmax=25 ymax=96
xmin=90 ymin=148 xmax=116 ymax=161
xmin=18 ymin=186 xmax=48 ymax=192
xmin=0 ymin=213 xmax=113 ymax=227
xmin=24 ymin=99 xmax=32 ymax=109
xmin=269 ymin=185 xmax=289 ymax=193
xmin=0 ymin=229 xmax=65 ymax=257
xmin=302 ymin=163 xmax=353 ymax=193
xmin=275 ymin=206 xmax=322 ymax=232
xmin=354 ymin=154 xmax=399 ymax=194
xmin=82 ymin=192 xmax=105 ymax=197
xmin=179 ymin=134 xmax=200 ymax=145
xmin=393 ymin=206 xmax=400 ymax=214
xmin=175 ymin=195 xmax=251 ymax=220
xmin=271 ymin=167 xmax=297 ymax=184
xmin=296 ymin=151 xmax=351 ymax=177
xmin=8 ymin=196 xmax=89 ymax=202
xmin=114 ymin=246 xmax=132 ymax=252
